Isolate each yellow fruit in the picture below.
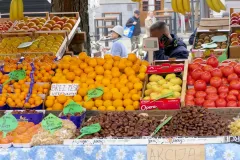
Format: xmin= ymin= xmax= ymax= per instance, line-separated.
xmin=96 ymin=75 xmax=104 ymax=82
xmin=107 ymin=106 xmax=116 ymax=111
xmin=128 ymin=53 xmax=137 ymax=62
xmin=113 ymin=99 xmax=123 ymax=108
xmin=120 ymin=87 xmax=129 ymax=95
xmin=103 ymin=100 xmax=112 ymax=107
xmin=124 ymin=93 xmax=131 ymax=99
xmin=116 ymin=106 xmax=125 ymax=111
xmin=111 ymin=88 xmax=119 ymax=94
xmin=134 ymin=82 xmax=143 ymax=91
xmin=78 ymin=88 xmax=88 ymax=97
xmin=112 ymin=92 xmax=123 ymax=100
xmin=111 ymin=78 xmax=119 ymax=84
xmin=96 ymin=58 xmax=105 ymax=66
xmin=125 ymin=105 xmax=135 ymax=111
xmin=113 ymin=56 xmax=121 ymax=61
xmin=52 ymin=103 xmax=63 ymax=110
xmin=83 ymin=101 xmax=94 ymax=110
xmin=123 ymin=99 xmax=133 ymax=107
xmin=57 ymin=95 xmax=67 ymax=104
xmin=45 ymin=99 xmax=54 ymax=108
xmin=139 ymin=65 xmax=147 ymax=73
xmin=79 ymin=52 xmax=87 ymax=60
xmin=133 ymin=101 xmax=140 ymax=110
xmin=102 ymin=78 xmax=110 ymax=86
xmin=137 ymin=73 xmax=146 ymax=81
xmin=88 ymin=58 xmax=97 ymax=67
xmin=73 ymin=95 xmax=82 ymax=102
xmin=130 ymin=89 xmax=138 ymax=94
xmin=132 ymin=94 xmax=140 ymax=101
xmin=98 ymin=106 xmax=106 ymax=111
xmin=92 ymin=107 xmax=98 ymax=110
xmin=87 ymin=71 xmax=96 ymax=79
xmin=103 ymin=63 xmax=112 ymax=70
xmin=95 ymin=66 xmax=104 ymax=75
xmin=126 ymin=82 xmax=134 ymax=90
xmin=103 ymin=92 xmax=112 ymax=100
xmin=95 ymin=100 xmax=103 ymax=108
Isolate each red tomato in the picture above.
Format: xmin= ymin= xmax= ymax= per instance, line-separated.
xmin=219 ymin=93 xmax=228 ymax=99
xmin=219 ymin=66 xmax=225 ymax=72
xmin=187 ymin=75 xmax=195 ymax=85
xmin=185 ymin=100 xmax=195 ymax=107
xmin=227 ymin=101 xmax=237 ymax=107
xmin=203 ymin=100 xmax=216 ymax=108
xmin=186 ymin=88 xmax=196 ymax=96
xmin=222 ymin=66 xmax=234 ymax=77
xmin=189 ymin=63 xmax=202 ymax=72
xmin=234 ymin=64 xmax=240 ymax=75
xmin=206 ymin=56 xmax=219 ymax=68
xmin=202 ymin=65 xmax=213 ymax=72
xmin=229 ymin=90 xmax=239 ymax=96
xmin=218 ymin=85 xmax=229 ymax=94
xmin=201 ymin=71 xmax=211 ymax=83
xmin=185 ymin=94 xmax=194 ymax=101
xmin=206 ymin=93 xmax=219 ymax=101
xmin=228 ymin=73 xmax=239 ymax=82
xmin=206 ymin=86 xmax=217 ymax=94
xmin=216 ymin=99 xmax=227 ymax=108
xmin=193 ymin=58 xmax=204 ymax=64
xmin=194 ymin=97 xmax=205 ymax=106
xmin=229 ymin=80 xmax=240 ymax=90
xmin=194 ymin=80 xmax=207 ymax=91
xmin=195 ymin=91 xmax=207 ymax=98
xmin=222 ymin=78 xmax=228 ymax=85
xmin=229 ymin=61 xmax=238 ymax=67
xmin=210 ymin=77 xmax=222 ymax=88
xmin=191 ymin=68 xmax=203 ymax=80
xmin=238 ymin=101 xmax=240 ymax=107
xmin=238 ymin=94 xmax=240 ymax=101
xmin=211 ymin=68 xmax=223 ymax=78
xmin=226 ymin=94 xmax=237 ymax=101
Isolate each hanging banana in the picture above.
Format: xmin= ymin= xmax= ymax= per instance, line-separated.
xmin=171 ymin=0 xmax=190 ymax=15
xmin=205 ymin=0 xmax=226 ymax=13
xmin=10 ymin=0 xmax=24 ymax=21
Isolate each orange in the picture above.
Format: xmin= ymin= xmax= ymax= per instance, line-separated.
xmin=113 ymin=100 xmax=123 ymax=108
xmin=0 ymin=101 xmax=5 ymax=107
xmin=112 ymin=71 xmax=121 ymax=78
xmin=134 ymin=82 xmax=143 ymax=91
xmin=141 ymin=60 xmax=149 ymax=67
xmin=95 ymin=100 xmax=103 ymax=108
xmin=132 ymin=94 xmax=140 ymax=101
xmin=103 ymin=63 xmax=112 ymax=70
xmin=95 ymin=66 xmax=104 ymax=75
xmin=137 ymin=73 xmax=146 ymax=81
xmin=52 ymin=103 xmax=63 ymax=110
xmin=47 ymin=96 xmax=55 ymax=100
xmin=87 ymin=71 xmax=96 ymax=79
xmin=45 ymin=99 xmax=54 ymax=108
xmin=112 ymin=92 xmax=123 ymax=100
xmin=96 ymin=58 xmax=105 ymax=66
xmin=98 ymin=106 xmax=106 ymax=111
xmin=69 ymin=65 xmax=78 ymax=72
xmin=130 ymin=89 xmax=138 ymax=94
xmin=124 ymin=93 xmax=131 ymax=100
xmin=57 ymin=95 xmax=67 ymax=104
xmin=88 ymin=84 xmax=96 ymax=90
xmin=88 ymin=58 xmax=97 ymax=67
xmin=106 ymin=106 xmax=115 ymax=111
xmin=139 ymin=65 xmax=147 ymax=73
xmin=125 ymin=105 xmax=135 ymax=111
xmin=43 ymin=83 xmax=50 ymax=89
xmin=116 ymin=83 xmax=124 ymax=90
xmin=102 ymin=78 xmax=110 ymax=86
xmin=126 ymin=82 xmax=134 ymax=90
xmin=84 ymin=67 xmax=94 ymax=74
xmin=103 ymin=87 xmax=110 ymax=93
xmin=132 ymin=64 xmax=140 ymax=72
xmin=113 ymin=61 xmax=119 ymax=67
xmin=86 ymin=79 xmax=94 ymax=85
xmin=80 ymin=62 xmax=88 ymax=70
xmin=104 ymin=70 xmax=112 ymax=76
xmin=118 ymin=61 xmax=126 ymax=70
xmin=111 ymin=67 xmax=119 ymax=72
xmin=92 ymin=107 xmax=98 ymax=110
xmin=103 ymin=92 xmax=112 ymax=100
xmin=83 ymin=101 xmax=94 ymax=110
xmin=62 ymin=63 xmax=70 ymax=70
xmin=120 ymin=87 xmax=129 ymax=95
xmin=96 ymin=75 xmax=104 ymax=82
xmin=127 ymin=53 xmax=137 ymax=62
xmin=104 ymin=54 xmax=113 ymax=60
xmin=133 ymin=101 xmax=140 ymax=110
xmin=103 ymin=100 xmax=112 ymax=107
xmin=123 ymin=99 xmax=133 ymax=107
xmin=73 ymin=95 xmax=82 ymax=102
xmin=113 ymin=56 xmax=121 ymax=61
xmin=126 ymin=60 xmax=133 ymax=67
xmin=66 ymin=72 xmax=75 ymax=81
xmin=28 ymin=98 xmax=35 ymax=105
xmin=74 ymin=69 xmax=83 ymax=76
xmin=116 ymin=106 xmax=125 ymax=111
xmin=79 ymin=52 xmax=87 ymax=60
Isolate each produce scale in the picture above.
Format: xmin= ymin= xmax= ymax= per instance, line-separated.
xmin=0 ymin=0 xmax=240 ymax=159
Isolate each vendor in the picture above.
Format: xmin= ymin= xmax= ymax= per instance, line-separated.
xmin=107 ymin=25 xmax=128 ymax=57
xmin=146 ymin=21 xmax=189 ymax=60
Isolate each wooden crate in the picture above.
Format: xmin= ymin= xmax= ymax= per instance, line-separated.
xmin=230 ymin=8 xmax=240 ymax=28
xmin=49 ymin=12 xmax=80 ymax=43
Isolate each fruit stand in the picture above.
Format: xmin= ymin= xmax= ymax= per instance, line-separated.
xmin=2 ymin=0 xmax=240 ymax=159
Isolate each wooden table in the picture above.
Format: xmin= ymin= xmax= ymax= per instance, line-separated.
xmin=102 ymin=12 xmax=122 ymax=26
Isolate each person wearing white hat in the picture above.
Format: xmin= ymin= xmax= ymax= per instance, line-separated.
xmin=108 ymin=25 xmax=128 ymax=57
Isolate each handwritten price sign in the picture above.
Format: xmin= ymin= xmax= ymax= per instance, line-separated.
xmin=77 ymin=123 xmax=101 ymax=139
xmin=87 ymin=87 xmax=104 ymax=101
xmin=50 ymin=83 xmax=79 ymax=96
xmin=3 ymin=70 xmax=26 ymax=85
xmin=41 ymin=113 xmax=63 ymax=134
xmin=63 ymin=100 xmax=84 ymax=115
xmin=0 ymin=113 xmax=18 ymax=138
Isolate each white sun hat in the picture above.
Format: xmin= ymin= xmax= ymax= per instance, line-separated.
xmin=111 ymin=25 xmax=124 ymax=37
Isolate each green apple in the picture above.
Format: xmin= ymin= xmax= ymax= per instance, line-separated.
xmin=143 ymin=96 xmax=151 ymax=100
xmin=152 ymin=85 xmax=163 ymax=92
xmin=149 ymin=75 xmax=159 ymax=82
xmin=162 ymin=82 xmax=174 ymax=89
xmin=146 ymin=84 xmax=152 ymax=89
xmin=173 ymin=91 xmax=181 ymax=98
xmin=170 ymin=77 xmax=182 ymax=85
xmin=148 ymin=82 xmax=158 ymax=86
xmin=161 ymin=89 xmax=172 ymax=95
xmin=169 ymin=85 xmax=182 ymax=92
xmin=145 ymin=89 xmax=153 ymax=96
xmin=158 ymin=79 xmax=167 ymax=85
xmin=150 ymin=92 xmax=160 ymax=99
xmin=165 ymin=73 xmax=176 ymax=81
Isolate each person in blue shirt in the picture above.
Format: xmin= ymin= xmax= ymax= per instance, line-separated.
xmin=146 ymin=21 xmax=189 ymax=60
xmin=106 ymin=25 xmax=128 ymax=57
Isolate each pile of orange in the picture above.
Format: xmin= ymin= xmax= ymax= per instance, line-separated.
xmin=0 ymin=94 xmax=7 ymax=107
xmin=0 ymin=122 xmax=41 ymax=144
xmin=46 ymin=53 xmax=149 ymax=111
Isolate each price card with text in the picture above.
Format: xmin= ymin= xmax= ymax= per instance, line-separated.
xmin=87 ymin=87 xmax=104 ymax=101
xmin=147 ymin=144 xmax=205 ymax=160
xmin=0 ymin=113 xmax=18 ymax=138
xmin=41 ymin=113 xmax=63 ymax=134
xmin=63 ymin=100 xmax=84 ymax=115
xmin=50 ymin=83 xmax=79 ymax=96
xmin=3 ymin=70 xmax=26 ymax=85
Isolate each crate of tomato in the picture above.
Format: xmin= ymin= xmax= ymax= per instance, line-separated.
xmin=184 ymin=56 xmax=240 ymax=108
xmin=140 ymin=59 xmax=188 ymax=110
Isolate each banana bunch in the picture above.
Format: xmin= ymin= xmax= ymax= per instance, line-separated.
xmin=206 ymin=0 xmax=226 ymax=13
xmin=10 ymin=0 xmax=24 ymax=21
xmin=171 ymin=0 xmax=190 ymax=15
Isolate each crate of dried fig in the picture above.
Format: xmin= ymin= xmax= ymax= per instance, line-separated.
xmin=155 ymin=106 xmax=230 ymax=137
xmin=192 ymin=31 xmax=229 ymax=58
xmin=75 ymin=112 xmax=162 ymax=139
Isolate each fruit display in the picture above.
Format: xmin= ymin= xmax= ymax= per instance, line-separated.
xmin=231 ymin=12 xmax=240 ymax=26
xmin=31 ymin=119 xmax=76 ymax=146
xmin=230 ymin=32 xmax=240 ymax=46
xmin=229 ymin=118 xmax=240 ymax=135
xmin=143 ymin=73 xmax=182 ymax=100
xmin=155 ymin=106 xmax=230 ymax=136
xmin=9 ymin=0 xmax=24 ymax=21
xmin=205 ymin=0 xmax=226 ymax=13
xmin=75 ymin=112 xmax=162 ymax=138
xmin=0 ymin=34 xmax=65 ymax=55
xmin=45 ymin=53 xmax=149 ymax=111
xmin=186 ymin=57 xmax=240 ymax=108
xmin=194 ymin=32 xmax=228 ymax=49
xmin=0 ymin=122 xmax=40 ymax=144
xmin=13 ymin=17 xmax=47 ymax=31
xmin=0 ymin=21 xmax=13 ymax=32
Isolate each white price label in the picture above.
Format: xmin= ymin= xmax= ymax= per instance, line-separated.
xmin=50 ymin=83 xmax=79 ymax=96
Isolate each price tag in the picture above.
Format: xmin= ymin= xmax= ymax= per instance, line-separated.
xmin=87 ymin=87 xmax=104 ymax=101
xmin=151 ymin=116 xmax=172 ymax=136
xmin=201 ymin=43 xmax=217 ymax=49
xmin=50 ymin=83 xmax=79 ymax=96
xmin=0 ymin=113 xmax=18 ymax=138
xmin=17 ymin=41 xmax=34 ymax=49
xmin=77 ymin=123 xmax=101 ymax=139
xmin=63 ymin=100 xmax=84 ymax=115
xmin=41 ymin=113 xmax=63 ymax=134
xmin=3 ymin=70 xmax=26 ymax=85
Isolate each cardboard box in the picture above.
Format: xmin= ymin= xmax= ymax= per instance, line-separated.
xmin=140 ymin=60 xmax=188 ymax=110
xmin=198 ymin=18 xmax=229 ymax=30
